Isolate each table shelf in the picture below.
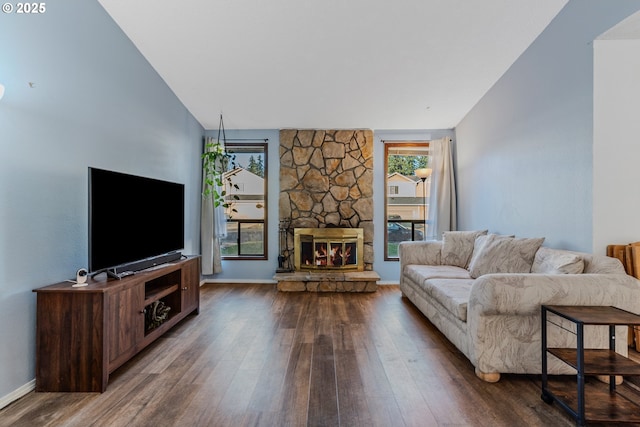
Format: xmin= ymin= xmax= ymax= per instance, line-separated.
xmin=544 ymin=378 xmax=640 ymax=424
xmin=547 ymin=348 xmax=640 ymax=376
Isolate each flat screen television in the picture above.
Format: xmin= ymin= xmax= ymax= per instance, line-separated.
xmin=89 ymin=167 xmax=185 ymax=277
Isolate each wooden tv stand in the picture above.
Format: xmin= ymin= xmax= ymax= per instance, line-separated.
xmin=33 ymin=256 xmax=200 ymax=392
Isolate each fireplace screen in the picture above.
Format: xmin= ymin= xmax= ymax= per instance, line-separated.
xmin=294 ymin=228 xmax=364 ymax=271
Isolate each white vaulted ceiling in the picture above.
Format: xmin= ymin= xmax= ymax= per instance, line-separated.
xmin=98 ymin=0 xmax=568 ymax=130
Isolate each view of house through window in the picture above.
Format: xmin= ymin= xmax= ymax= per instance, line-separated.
xmin=220 ymin=142 xmax=267 ymax=259
xmin=385 ymin=142 xmax=430 ymax=260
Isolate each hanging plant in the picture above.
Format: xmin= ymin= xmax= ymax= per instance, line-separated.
xmin=202 ymin=115 xmax=239 ymax=212
xmin=202 ymin=139 xmax=239 ymax=210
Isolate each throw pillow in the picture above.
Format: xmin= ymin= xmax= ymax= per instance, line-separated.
xmin=441 ymin=230 xmax=488 ymax=268
xmin=467 ymin=234 xmax=513 ymax=270
xmin=468 ymin=235 xmax=545 ymax=278
xmin=531 ymin=247 xmax=584 ymax=274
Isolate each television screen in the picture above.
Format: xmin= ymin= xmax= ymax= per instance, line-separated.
xmin=89 ymin=167 xmax=185 ymax=273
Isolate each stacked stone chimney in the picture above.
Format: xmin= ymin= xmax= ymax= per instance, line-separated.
xmin=279 ymin=129 xmax=374 ymax=270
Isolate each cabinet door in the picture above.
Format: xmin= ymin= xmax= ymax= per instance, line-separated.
xmin=181 ymin=257 xmax=200 ymax=314
xmin=107 ymin=284 xmax=144 ymax=366
xmin=35 ymin=291 xmax=106 ymax=392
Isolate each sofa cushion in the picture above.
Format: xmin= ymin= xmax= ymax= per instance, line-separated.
xmin=441 ymin=230 xmax=488 ymax=268
xmin=467 ymin=233 xmax=514 ymax=269
xmin=423 ymin=278 xmax=474 ymax=322
xmin=404 ymin=265 xmax=471 ymax=286
xmin=468 ymin=234 xmax=545 ymax=278
xmin=531 ymin=247 xmax=584 ymax=274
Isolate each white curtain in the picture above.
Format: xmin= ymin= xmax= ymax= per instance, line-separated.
xmin=200 ymin=137 xmax=227 ymax=274
xmin=427 ymin=136 xmax=457 ymax=239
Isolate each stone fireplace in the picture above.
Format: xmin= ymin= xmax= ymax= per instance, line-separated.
xmin=275 ymin=129 xmax=379 ymax=292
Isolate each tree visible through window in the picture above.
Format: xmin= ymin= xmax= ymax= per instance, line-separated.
xmin=220 ymin=142 xmax=268 ymax=259
xmin=247 ymin=155 xmax=265 ymax=178
xmin=384 ymin=142 xmax=430 ymax=260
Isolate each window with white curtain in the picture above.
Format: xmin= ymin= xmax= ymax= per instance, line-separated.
xmin=384 ymin=142 xmax=430 ymax=260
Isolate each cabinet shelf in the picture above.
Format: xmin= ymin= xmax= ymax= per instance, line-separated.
xmin=145 ymin=283 xmax=179 ymax=305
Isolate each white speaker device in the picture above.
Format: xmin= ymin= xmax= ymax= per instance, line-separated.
xmin=72 ymin=268 xmax=89 ymax=287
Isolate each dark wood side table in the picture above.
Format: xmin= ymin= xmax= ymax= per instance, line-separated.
xmin=541 ymin=305 xmax=640 ymax=426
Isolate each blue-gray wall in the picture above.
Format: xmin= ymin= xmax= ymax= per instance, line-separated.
xmin=455 ymin=0 xmax=640 ymax=251
xmin=0 ymin=1 xmax=203 ymax=401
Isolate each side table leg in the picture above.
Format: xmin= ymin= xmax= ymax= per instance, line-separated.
xmin=541 ymin=306 xmax=549 ymax=394
xmin=610 ymin=324 xmax=616 ymax=393
xmin=577 ymin=323 xmax=585 ymax=426
xmin=540 ymin=306 xmax=555 ymax=404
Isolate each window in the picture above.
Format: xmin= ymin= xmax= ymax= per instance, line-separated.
xmin=220 ymin=143 xmax=268 ymax=259
xmin=384 ymin=142 xmax=430 ymax=260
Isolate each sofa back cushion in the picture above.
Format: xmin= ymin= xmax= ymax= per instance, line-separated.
xmin=468 ymin=234 xmax=545 ymax=278
xmin=531 ymin=247 xmax=584 ymax=274
xmin=441 ymin=230 xmax=488 ymax=268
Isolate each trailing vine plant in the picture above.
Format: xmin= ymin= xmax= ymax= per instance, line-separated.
xmin=202 ymin=115 xmax=241 ymax=215
xmin=202 ymin=139 xmax=239 ymax=213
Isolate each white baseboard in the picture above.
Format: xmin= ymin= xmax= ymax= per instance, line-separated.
xmin=202 ymin=279 xmax=278 ymax=285
xmin=202 ymin=279 xmax=398 ymax=286
xmin=0 ymin=379 xmax=35 ymax=410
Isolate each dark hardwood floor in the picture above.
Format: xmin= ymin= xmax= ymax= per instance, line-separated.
xmin=4 ymin=284 xmax=637 ymax=426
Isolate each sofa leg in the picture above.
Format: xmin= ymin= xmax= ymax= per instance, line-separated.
xmin=475 ymin=367 xmax=500 ymax=383
xmin=596 ymin=375 xmax=623 ymax=385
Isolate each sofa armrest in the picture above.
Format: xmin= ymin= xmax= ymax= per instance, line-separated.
xmin=466 ymin=273 xmax=640 ymax=374
xmin=468 ymin=273 xmax=640 ymax=317
xmin=398 ymin=240 xmax=442 ymax=268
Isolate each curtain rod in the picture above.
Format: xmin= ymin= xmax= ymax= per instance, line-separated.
xmin=224 ymin=138 xmax=269 ymax=142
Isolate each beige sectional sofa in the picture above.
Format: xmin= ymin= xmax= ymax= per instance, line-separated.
xmin=399 ymin=231 xmax=640 ymax=382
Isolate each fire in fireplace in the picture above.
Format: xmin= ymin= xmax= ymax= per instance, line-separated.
xmin=294 ymin=228 xmax=364 ymax=271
